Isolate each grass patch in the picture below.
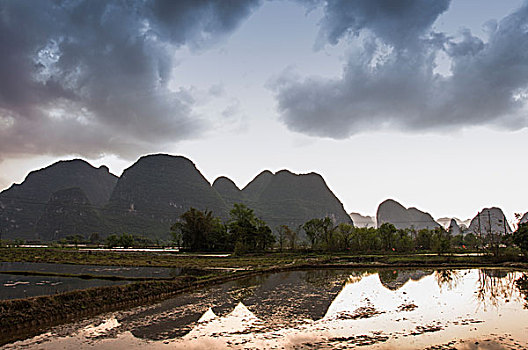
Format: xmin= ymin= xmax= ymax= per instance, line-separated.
xmin=0 ymin=270 xmax=176 ymax=281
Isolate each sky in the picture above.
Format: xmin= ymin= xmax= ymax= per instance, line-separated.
xmin=1 ymin=0 xmax=527 ymax=224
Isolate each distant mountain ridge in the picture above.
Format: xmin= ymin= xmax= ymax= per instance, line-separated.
xmin=214 ymin=169 xmax=353 ymax=230
xmin=1 ymin=154 xmax=352 ymax=241
xmin=2 ymin=155 xmax=520 ymax=242
xmin=0 ymin=159 xmax=117 ymax=240
xmin=376 ymin=199 xmax=440 ymax=230
xmin=437 ymin=217 xmax=470 ymax=230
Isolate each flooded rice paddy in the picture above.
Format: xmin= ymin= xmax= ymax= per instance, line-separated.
xmin=3 ymin=268 xmax=528 ymax=349
xmin=0 ymin=262 xmax=182 ymax=300
xmin=0 ymin=262 xmax=179 ymax=279
xmin=0 ymin=274 xmax=130 ymax=300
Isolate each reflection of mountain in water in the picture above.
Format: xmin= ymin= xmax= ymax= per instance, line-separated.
xmin=378 ymin=270 xmax=433 ymax=290
xmin=123 ymin=270 xmax=348 ymax=340
xmin=78 ymin=268 xmax=526 ymax=346
xmin=212 ymin=270 xmax=347 ymax=327
xmin=187 ymin=302 xmax=263 ymax=338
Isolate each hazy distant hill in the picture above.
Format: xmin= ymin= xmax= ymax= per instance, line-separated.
xmin=376 ymin=199 xmax=440 ymax=230
xmin=437 ymin=217 xmax=470 ymax=230
xmin=349 ymin=212 xmax=376 ymax=228
xmin=467 ymin=207 xmax=512 ymax=236
xmin=105 ymin=154 xmax=228 ymax=238
xmin=0 ymin=159 xmax=117 ymax=240
xmin=36 ymin=187 xmax=106 ymax=241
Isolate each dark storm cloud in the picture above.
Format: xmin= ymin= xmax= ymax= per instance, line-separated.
xmin=0 ymin=0 xmax=260 ymax=159
xmin=315 ymin=0 xmax=450 ymax=48
xmin=275 ymin=0 xmax=528 ymax=138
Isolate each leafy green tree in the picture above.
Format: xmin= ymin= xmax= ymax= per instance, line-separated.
xmin=206 ymin=223 xmax=233 ymax=251
xmin=379 ymin=223 xmax=397 ymax=251
xmin=131 ymin=235 xmax=155 ymax=247
xmin=463 ymin=232 xmax=480 ymax=249
xmin=228 ymin=204 xmax=274 ymax=254
xmin=171 ymin=207 xmax=228 ymax=252
xmin=229 ymin=204 xmax=258 ymax=253
xmin=105 ymin=233 xmax=134 ymax=248
xmin=119 ymin=233 xmax=134 ymax=248
xmin=302 ymin=217 xmax=336 ymax=250
xmin=394 ymin=229 xmax=414 ymax=252
xmin=105 ymin=234 xmax=120 ymax=248
xmin=320 ymin=217 xmax=337 ymax=250
xmin=355 ymin=227 xmax=381 ymax=252
xmin=282 ymin=225 xmax=299 ymax=250
xmin=89 ymin=233 xmax=101 ymax=245
xmin=431 ymin=227 xmax=451 ymax=255
xmin=451 ymin=234 xmax=465 ymax=248
xmin=256 ymin=223 xmax=275 ymax=251
xmin=171 ymin=228 xmax=183 ymax=249
xmin=335 ymin=223 xmax=354 ymax=251
xmin=513 ymin=223 xmax=528 ymax=258
xmin=303 ymin=218 xmax=323 ymax=249
xmin=64 ymin=234 xmax=85 ymax=247
xmin=276 ymin=225 xmax=286 ymax=252
xmin=172 ymin=208 xmax=210 ymax=251
xmin=416 ymin=229 xmax=432 ymax=250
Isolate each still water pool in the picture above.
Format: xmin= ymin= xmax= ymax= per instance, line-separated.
xmin=0 ymin=274 xmax=130 ymax=300
xmin=3 ymin=268 xmax=528 ymax=349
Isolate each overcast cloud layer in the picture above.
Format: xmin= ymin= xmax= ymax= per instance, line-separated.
xmin=2 ymin=0 xmax=528 ymax=161
xmin=0 ymin=0 xmax=259 ymax=159
xmin=276 ymin=0 xmax=528 ymax=137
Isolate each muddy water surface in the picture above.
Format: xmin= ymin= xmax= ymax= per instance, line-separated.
xmin=3 ymin=268 xmax=528 ymax=349
xmin=0 ymin=262 xmax=180 ymax=300
xmin=0 ymin=262 xmax=179 ymax=278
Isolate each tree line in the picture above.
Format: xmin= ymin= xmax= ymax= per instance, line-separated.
xmin=171 ymin=204 xmax=458 ymax=254
xmin=3 ymin=202 xmax=526 ymax=258
xmin=171 ymin=204 xmax=528 ymax=258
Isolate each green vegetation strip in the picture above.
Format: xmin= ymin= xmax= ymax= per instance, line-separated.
xmin=0 ymin=247 xmax=303 ymax=269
